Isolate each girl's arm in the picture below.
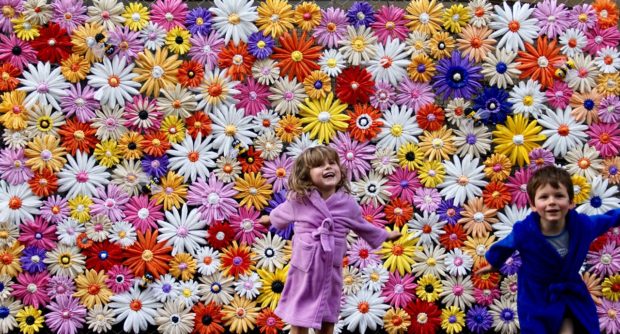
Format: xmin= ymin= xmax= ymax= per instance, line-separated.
xmin=485 ymin=231 xmax=517 ymax=270
xmin=349 ymin=203 xmax=391 ymax=249
xmin=267 ymin=200 xmax=296 ymax=230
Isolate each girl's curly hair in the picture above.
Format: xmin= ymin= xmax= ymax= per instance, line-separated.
xmin=287 ymin=146 xmax=350 ymax=200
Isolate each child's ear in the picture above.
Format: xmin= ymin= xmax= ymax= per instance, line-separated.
xmin=569 ymin=201 xmax=576 ymax=209
xmin=528 ymin=199 xmax=537 ymax=212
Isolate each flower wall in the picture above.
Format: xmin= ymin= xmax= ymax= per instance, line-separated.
xmin=0 ymin=0 xmax=619 ymax=333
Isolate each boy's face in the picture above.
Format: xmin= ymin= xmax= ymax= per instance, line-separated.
xmin=530 ymin=183 xmax=575 ymax=226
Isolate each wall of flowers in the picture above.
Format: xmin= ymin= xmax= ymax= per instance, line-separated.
xmin=0 ymin=0 xmax=619 ymax=333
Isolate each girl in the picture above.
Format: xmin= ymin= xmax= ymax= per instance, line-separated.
xmin=260 ymin=146 xmax=400 ymax=334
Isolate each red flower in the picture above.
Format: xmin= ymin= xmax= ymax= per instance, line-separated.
xmin=207 ymin=221 xmax=235 ymax=250
xmin=439 ymin=224 xmax=466 ymax=250
xmin=271 ymin=30 xmax=322 ymax=81
xmin=590 ymin=234 xmax=610 ymax=252
xmin=404 ymin=299 xmax=441 ymax=334
xmin=28 ymin=168 xmax=58 ymax=197
xmin=238 ymin=146 xmax=264 ymax=174
xmin=85 ymin=241 xmax=123 ymax=272
xmin=178 ymin=60 xmax=204 ymax=88
xmin=57 ymin=117 xmax=98 ymax=155
xmin=347 ymin=104 xmax=383 ymax=142
xmin=124 ymin=229 xmax=172 ymax=279
xmin=31 ymin=23 xmax=72 ymax=64
xmin=256 ymin=309 xmax=284 ymax=334
xmin=416 ymin=104 xmax=445 ymax=131
xmin=218 ymin=41 xmax=255 ymax=81
xmin=335 ymin=66 xmax=375 ymax=105
xmin=219 ymin=241 xmax=253 ymax=278
xmin=186 ymin=112 xmax=212 ymax=139
xmin=192 ymin=302 xmax=225 ymax=334
xmin=0 ymin=63 xmax=20 ymax=91
xmin=516 ymin=37 xmax=564 ymax=90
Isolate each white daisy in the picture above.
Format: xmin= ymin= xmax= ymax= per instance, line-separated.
xmin=87 ymin=304 xmax=115 ymax=334
xmin=538 ymin=107 xmax=588 ymax=157
xmin=489 ymin=296 xmax=519 ymax=333
xmin=453 ymin=122 xmax=492 ymax=159
xmin=468 ymin=0 xmax=493 ymax=27
xmin=57 ymin=151 xmax=110 ymax=199
xmin=438 ymin=155 xmax=488 ymax=206
xmin=444 ymin=248 xmax=474 ymax=277
xmin=411 ymin=245 xmax=447 ymax=278
xmin=140 ymin=22 xmax=167 ymax=51
xmin=194 ymin=68 xmax=239 ymax=114
xmin=2 ymin=130 xmax=29 ymax=150
xmin=251 ymin=232 xmax=288 ymax=272
xmin=440 ymin=276 xmax=475 ymax=310
xmin=565 ymin=144 xmax=604 ymax=182
xmin=87 ymin=55 xmax=140 ymax=107
xmin=252 ymin=59 xmax=280 ymax=86
xmin=339 ymin=25 xmax=379 ymax=66
xmin=285 ymin=132 xmax=319 ymax=159
xmin=444 ymin=98 xmax=472 ymax=128
xmin=177 ymin=280 xmax=200 ymax=308
xmin=23 ymin=0 xmax=52 ymax=25
xmin=44 ymin=245 xmax=85 ymax=278
xmin=342 ymin=266 xmax=364 ymax=296
xmin=91 ymin=106 xmax=128 ymax=141
xmin=0 ymin=180 xmax=40 ymax=225
xmin=577 ymin=176 xmax=620 ymax=215
xmin=149 ymin=274 xmax=180 ymax=303
xmin=595 ymin=47 xmax=620 ymax=74
xmin=405 ymin=31 xmax=430 ymax=57
xmin=110 ymin=159 xmax=148 ymax=197
xmin=489 ymin=1 xmax=539 ymax=52
xmin=268 ymin=77 xmax=307 ymax=115
xmin=319 ymin=48 xmax=346 ymax=78
xmin=168 ymin=134 xmax=217 ymax=183
xmin=109 ymin=285 xmax=162 ymax=334
xmin=109 ymin=221 xmax=137 ymax=248
xmin=500 ymin=274 xmax=518 ymax=302
xmin=157 ymin=84 xmax=197 ymax=119
xmin=408 ymin=212 xmax=447 ymax=247
xmin=361 ymin=264 xmax=389 ymax=293
xmin=251 ymin=110 xmax=280 ymax=135
xmin=195 ymin=246 xmax=221 ymax=276
xmin=366 ymin=38 xmax=411 ymax=86
xmin=371 ymin=148 xmax=399 ymax=176
xmin=155 ymin=300 xmax=195 ymax=334
xmin=254 ymin=131 xmax=283 ymax=160
xmin=494 ymin=205 xmax=530 ymax=239
xmin=341 ymin=289 xmax=389 ymax=334
xmin=56 ymin=218 xmax=84 ymax=246
xmin=376 ymin=104 xmax=422 ymax=151
xmin=508 ymin=79 xmax=548 ymax=118
xmin=157 ymin=204 xmax=208 ymax=256
xmin=198 ymin=272 xmax=235 ymax=305
xmin=209 ymin=105 xmax=257 ymax=157
xmin=18 ymin=62 xmax=70 ymax=111
xmin=234 ymin=272 xmax=262 ymax=299
xmin=87 ymin=0 xmax=125 ymax=31
xmin=565 ymin=53 xmax=600 ymax=94
xmin=209 ymin=0 xmax=258 ymax=45
xmin=559 ymin=28 xmax=587 ymax=58
xmin=0 ymin=222 xmax=18 ymax=248
xmin=26 ymin=103 xmax=65 ymax=139
xmin=352 ymin=171 xmax=392 ymax=206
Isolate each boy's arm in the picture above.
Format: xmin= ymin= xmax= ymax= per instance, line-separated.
xmin=485 ymin=232 xmax=517 ymax=270
xmin=267 ymin=200 xmax=296 ymax=230
xmin=589 ymin=208 xmax=620 ymax=237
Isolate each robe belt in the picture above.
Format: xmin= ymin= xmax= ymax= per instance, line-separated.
xmin=548 ymin=281 xmax=589 ymax=303
xmin=312 ymin=218 xmax=334 ymax=252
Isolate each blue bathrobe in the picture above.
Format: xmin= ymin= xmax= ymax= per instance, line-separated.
xmin=486 ymin=208 xmax=620 ymax=334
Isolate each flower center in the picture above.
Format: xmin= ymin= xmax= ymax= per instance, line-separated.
xmin=508 ymin=20 xmax=520 ymax=32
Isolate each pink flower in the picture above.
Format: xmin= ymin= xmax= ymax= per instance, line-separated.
xmin=105 ymin=265 xmax=134 ymax=294
xmin=587 ymin=241 xmax=620 ymax=276
xmin=124 ymin=195 xmax=164 ymax=233
xmin=229 ymin=206 xmax=267 ymax=245
xmin=0 ymin=148 xmax=33 ymax=185
xmin=413 ymin=187 xmax=441 ymax=213
xmin=47 ymin=275 xmax=76 ymax=300
xmin=370 ymin=5 xmax=409 ymax=43
xmin=236 ymin=78 xmax=270 ymax=116
xmin=189 ymin=31 xmax=224 ymax=71
xmin=569 ymin=4 xmax=597 ymax=32
xmin=12 ymin=271 xmax=50 ymax=308
xmin=473 ymin=287 xmax=500 ymax=306
xmin=505 ymin=168 xmax=532 ymax=208
xmin=599 ymin=95 xmax=620 ymax=124
xmin=347 ymin=239 xmax=381 ymax=269
xmin=262 ymin=156 xmax=293 ymax=193
xmin=18 ymin=217 xmax=57 ymax=250
xmin=91 ymin=184 xmax=130 ymax=222
xmin=360 ymin=203 xmax=387 ymax=228
xmin=381 ymin=271 xmax=417 ymax=309
xmin=0 ymin=34 xmax=37 ymax=71
xmin=532 ymin=0 xmax=570 ymax=40
xmin=187 ymin=174 xmax=238 ymax=224
xmin=370 ymin=81 xmax=396 ymax=111
xmin=598 ymin=298 xmax=620 ymax=334
xmin=330 ymin=132 xmax=374 ymax=181
xmin=588 ymin=123 xmax=620 ymax=158
xmin=40 ymin=195 xmax=70 ymax=224
xmin=545 ymin=80 xmax=573 ymax=110
xmin=150 ymin=0 xmax=188 ymax=31
xmin=313 ymin=7 xmax=348 ymax=48
xmin=395 ymin=79 xmax=435 ymax=111
xmin=123 ymin=94 xmax=162 ymax=133
xmin=386 ymin=167 xmax=421 ymax=203
xmin=45 ymin=295 xmax=86 ymax=334
xmin=585 ymin=25 xmax=620 ymax=56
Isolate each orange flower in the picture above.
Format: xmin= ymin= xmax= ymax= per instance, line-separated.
xmin=28 ymin=169 xmax=58 ymax=197
xmin=593 ymin=0 xmax=619 ymax=29
xmin=272 ymin=30 xmax=322 ymax=81
xmin=218 ymin=42 xmax=255 ymax=81
xmin=457 ymin=25 xmax=496 ymax=63
xmin=516 ymin=37 xmax=564 ymax=89
xmin=385 ymin=198 xmax=414 ymax=227
xmin=124 ymin=229 xmax=172 ymax=279
xmin=57 ymin=117 xmax=98 ymax=155
xmin=256 ymin=308 xmax=284 ymax=334
xmin=141 ymin=132 xmax=170 ymax=157
xmin=193 ymin=302 xmax=225 ymax=334
xmin=483 ymin=153 xmax=512 ymax=182
xmin=275 ymin=115 xmax=303 ymax=143
xmin=347 ymin=104 xmax=383 ymax=142
xmin=238 ymin=147 xmax=264 ymax=174
xmin=472 ymin=260 xmax=500 ymax=289
xmin=416 ymin=104 xmax=445 ymax=131
xmin=76 ymin=232 xmax=94 ymax=249
xmin=178 ymin=60 xmax=205 ymax=88
xmin=482 ymin=181 xmax=512 ymax=210
xmin=186 ymin=112 xmax=212 ymax=139
xmin=0 ymin=63 xmax=20 ymax=91
xmin=439 ymin=224 xmax=466 ymax=251
xmin=220 ymin=241 xmax=254 ymax=279
xmin=459 ymin=197 xmax=497 ymax=238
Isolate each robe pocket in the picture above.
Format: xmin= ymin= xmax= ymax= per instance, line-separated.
xmin=290 ymin=239 xmax=317 ymax=272
xmin=332 ymin=239 xmax=346 ymax=268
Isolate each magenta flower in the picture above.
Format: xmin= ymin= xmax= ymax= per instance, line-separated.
xmin=47 ymin=275 xmax=76 ymax=299
xmin=262 ymin=155 xmax=293 ymax=193
xmin=599 ymin=95 xmax=620 ymax=124
xmin=105 ymin=265 xmax=134 ymax=294
xmin=91 ymin=184 xmax=130 ymax=222
xmin=124 ymin=94 xmax=162 ymax=133
xmin=587 ymin=241 xmax=620 ymax=276
xmin=236 ymin=78 xmax=270 ymax=116
xmin=18 ymin=217 xmax=57 ymax=250
xmin=229 ymin=206 xmax=267 ymax=245
xmin=107 ymin=26 xmax=143 ymax=61
xmin=370 ymin=81 xmax=396 ymax=111
xmin=545 ymin=80 xmax=573 ymax=110
xmin=313 ymin=7 xmax=348 ymax=48
xmin=370 ymin=5 xmax=409 ymax=43
xmin=473 ymin=287 xmax=500 ymax=306
xmin=124 ymin=194 xmax=164 ymax=233
xmin=588 ymin=123 xmax=620 ymax=158
xmin=40 ymin=195 xmax=70 ymax=224
xmin=396 ymin=79 xmax=435 ymax=111
xmin=150 ymin=0 xmax=188 ymax=31
xmin=187 ymin=174 xmax=238 ymax=224
xmin=381 ymin=271 xmax=417 ymax=309
xmin=386 ymin=167 xmax=421 ymax=203
xmin=189 ymin=31 xmax=224 ymax=71
xmin=585 ymin=25 xmax=620 ymax=56
xmin=60 ymin=84 xmax=99 ymax=123
xmin=569 ymin=4 xmax=597 ymax=32
xmin=347 ymin=239 xmax=382 ymax=269
xmin=506 ymin=168 xmax=532 ymax=208
xmin=413 ymin=187 xmax=442 ymax=213
xmin=0 ymin=148 xmax=33 ymax=185
xmin=52 ymin=0 xmax=88 ymax=34
xmin=0 ymin=34 xmax=37 ymax=71
xmin=45 ymin=295 xmax=86 ymax=334
xmin=360 ymin=203 xmax=387 ymax=228
xmin=330 ymin=132 xmax=374 ymax=181
xmin=528 ymin=148 xmax=556 ymax=172
xmin=12 ymin=271 xmax=50 ymax=308
xmin=533 ymin=0 xmax=570 ymax=40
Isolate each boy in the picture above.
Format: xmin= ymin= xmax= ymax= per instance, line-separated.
xmin=477 ymin=165 xmax=620 ymax=334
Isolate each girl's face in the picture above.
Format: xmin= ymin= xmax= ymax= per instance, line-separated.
xmin=309 ymin=158 xmax=341 ymax=198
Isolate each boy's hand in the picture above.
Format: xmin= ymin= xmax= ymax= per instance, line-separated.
xmin=259 ymin=215 xmax=270 ymax=227
xmin=475 ymin=264 xmax=496 ymax=276
xmin=386 ymin=231 xmax=401 ymax=241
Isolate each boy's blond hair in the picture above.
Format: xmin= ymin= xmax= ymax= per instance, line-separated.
xmin=287 ymin=146 xmax=350 ymax=200
xmin=526 ymin=165 xmax=574 ymax=204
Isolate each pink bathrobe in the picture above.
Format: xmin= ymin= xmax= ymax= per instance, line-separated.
xmin=269 ymin=189 xmax=388 ymax=329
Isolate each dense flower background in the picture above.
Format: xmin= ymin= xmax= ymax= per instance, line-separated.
xmin=0 ymin=0 xmax=619 ymax=333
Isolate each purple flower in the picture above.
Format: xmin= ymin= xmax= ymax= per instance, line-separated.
xmin=395 ymin=79 xmax=435 ymax=111
xmin=262 ymin=156 xmax=293 ymax=193
xmin=107 ymin=26 xmax=143 ymax=61
xmin=45 ymin=295 xmax=86 ymax=334
xmin=266 ymin=190 xmax=294 ymax=240
xmin=91 ymin=184 xmax=130 ymax=222
xmin=413 ymin=187 xmax=441 ymax=213
xmin=0 ymin=148 xmax=33 ymax=185
xmin=40 ymin=195 xmax=70 ymax=224
xmin=569 ymin=4 xmax=597 ymax=32
xmin=330 ymin=132 xmax=374 ymax=181
xmin=347 ymin=239 xmax=381 ymax=269
xmin=386 ymin=167 xmax=421 ymax=203
xmin=187 ymin=174 xmax=238 ymax=224
xmin=189 ymin=31 xmax=224 ymax=71
xmin=599 ymin=95 xmax=620 ymax=124
xmin=528 ymin=148 xmax=555 ymax=172
xmin=346 ymin=1 xmax=375 ymax=27
xmin=247 ymin=32 xmax=274 ymax=60
xmin=141 ymin=155 xmax=169 ymax=178
xmin=437 ymin=199 xmax=462 ymax=225
xmin=47 ymin=275 xmax=76 ymax=299
xmin=60 ymin=84 xmax=99 ymax=123
xmin=0 ymin=34 xmax=37 ymax=71
xmin=370 ymin=81 xmax=396 ymax=111
xmin=466 ymin=305 xmax=493 ymax=333
xmin=533 ymin=0 xmax=570 ymax=40
xmin=313 ymin=7 xmax=348 ymax=48
xmin=500 ymin=251 xmax=522 ymax=276
xmin=20 ymin=246 xmax=46 ymax=273
xmin=52 ymin=0 xmax=88 ymax=34
xmin=433 ymin=50 xmax=482 ymax=101
xmin=186 ymin=7 xmax=212 ymax=36
xmin=0 ymin=0 xmax=22 ymax=33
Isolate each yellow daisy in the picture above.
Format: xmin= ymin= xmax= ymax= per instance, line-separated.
xmin=441 ymin=306 xmax=465 ymax=334
xmin=397 ymin=142 xmax=424 ymax=171
xmin=71 ymin=22 xmax=106 ymax=63
xmin=408 ymin=54 xmax=436 ymax=82
xmin=122 ymin=2 xmax=150 ymax=31
xmin=298 ymin=93 xmax=349 ymax=144
xmin=602 ymin=274 xmax=620 ymax=302
xmin=442 ymin=4 xmax=470 ymax=34
xmin=379 ymin=224 xmax=418 ymax=276
xmin=294 ymin=2 xmax=322 ymax=32
xmin=571 ymin=174 xmax=591 ymax=205
xmin=418 ymin=126 xmax=456 ymax=162
xmin=429 ymin=31 xmax=455 ymax=59
xmin=25 ymin=135 xmax=67 ymax=173
xmin=0 ymin=242 xmax=24 ymax=277
xmin=160 ymin=115 xmax=186 ymax=144
xmin=492 ymin=114 xmax=546 ymax=167
xmin=16 ymin=306 xmax=44 ymax=334
xmin=68 ymin=195 xmax=93 ymax=223
xmin=463 ymin=235 xmax=496 ymax=265
xmin=416 ymin=273 xmax=443 ymax=302
xmin=60 ymin=54 xmax=91 ymax=83
xmin=133 ymin=47 xmax=182 ymax=97
xmin=418 ymin=160 xmax=446 ymax=188
xmin=598 ymin=73 xmax=620 ymax=96
xmin=11 ymin=15 xmax=40 ymax=40
xmin=405 ymin=0 xmax=444 ymax=35
xmin=303 ymin=70 xmax=331 ymax=100
xmin=275 ymin=114 xmax=303 ymax=143
xmin=169 ymin=253 xmax=197 ymax=282
xmin=257 ymin=267 xmax=288 ymax=310
xmin=256 ymin=0 xmax=295 ymax=39
xmin=483 ymin=153 xmax=513 ymax=182
xmin=165 ymin=27 xmax=191 ymax=55
xmin=384 ymin=308 xmax=411 ymax=334
xmin=93 ymin=139 xmax=120 ymax=168
xmin=233 ymin=172 xmax=273 ymax=211
xmin=151 ymin=171 xmax=187 ymax=211
xmin=222 ymin=296 xmax=260 ymax=334
xmin=0 ymin=90 xmax=28 ymax=130
xmin=73 ymin=269 xmax=113 ymax=309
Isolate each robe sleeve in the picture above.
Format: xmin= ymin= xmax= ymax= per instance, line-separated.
xmin=485 ymin=232 xmax=517 ymax=269
xmin=348 ymin=201 xmax=389 ymax=249
xmin=587 ymin=208 xmax=620 ymax=238
xmin=269 ymin=200 xmax=296 ymax=230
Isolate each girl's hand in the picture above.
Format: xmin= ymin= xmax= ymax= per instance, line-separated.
xmin=386 ymin=231 xmax=401 ymax=241
xmin=259 ymin=215 xmax=270 ymax=226
xmin=475 ymin=264 xmax=496 ymax=276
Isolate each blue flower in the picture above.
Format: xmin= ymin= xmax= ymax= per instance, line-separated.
xmin=185 ymin=7 xmax=212 ymax=36
xmin=437 ymin=198 xmax=462 ymax=225
xmin=141 ymin=155 xmax=169 ymax=178
xmin=472 ymin=87 xmax=513 ymax=125
xmin=466 ymin=305 xmax=493 ymax=333
xmin=266 ymin=190 xmax=294 ymax=240
xmin=433 ymin=50 xmax=482 ymax=100
xmin=247 ymin=32 xmax=274 ymax=60
xmin=20 ymin=246 xmax=47 ymax=273
xmin=346 ymin=2 xmax=375 ymax=27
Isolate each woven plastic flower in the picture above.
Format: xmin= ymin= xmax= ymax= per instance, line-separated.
xmin=87 ymin=55 xmax=140 ymax=107
xmin=233 ymin=172 xmax=272 ymax=211
xmin=516 ymin=37 xmax=564 ymax=89
xmin=433 ymin=50 xmax=482 ymax=100
xmin=124 ymin=229 xmax=172 ymax=279
xmin=341 ymin=289 xmax=390 ymax=334
xmin=298 ymin=93 xmax=349 ymax=144
xmin=271 ymin=30 xmax=321 ymax=81
xmin=493 ymin=114 xmax=546 ymax=167
xmin=378 ymin=225 xmax=417 ymax=276
xmin=438 ymin=155 xmax=488 ymax=206
xmin=489 ymin=1 xmax=539 ymax=52
xmin=256 ymin=0 xmax=294 ymax=39
xmin=133 ymin=47 xmax=181 ymax=97
xmin=209 ymin=0 xmax=258 ymax=46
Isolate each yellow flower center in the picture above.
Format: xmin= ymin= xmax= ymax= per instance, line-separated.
xmin=257 ymin=40 xmax=266 ymax=48
xmin=196 ymin=17 xmax=204 ymax=25
xmin=390 ymin=124 xmax=403 ymax=137
xmin=182 ymin=288 xmax=192 ymax=297
xmin=352 ymin=38 xmax=365 ymax=52
xmin=522 ymin=95 xmax=534 ymax=106
xmin=141 ymin=249 xmax=154 ymax=261
xmin=291 ymin=50 xmax=303 ymax=62
xmin=225 ymin=125 xmax=237 ymax=136
xmin=228 ymin=13 xmax=240 ymax=24
xmin=327 ymin=58 xmax=337 ymax=68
